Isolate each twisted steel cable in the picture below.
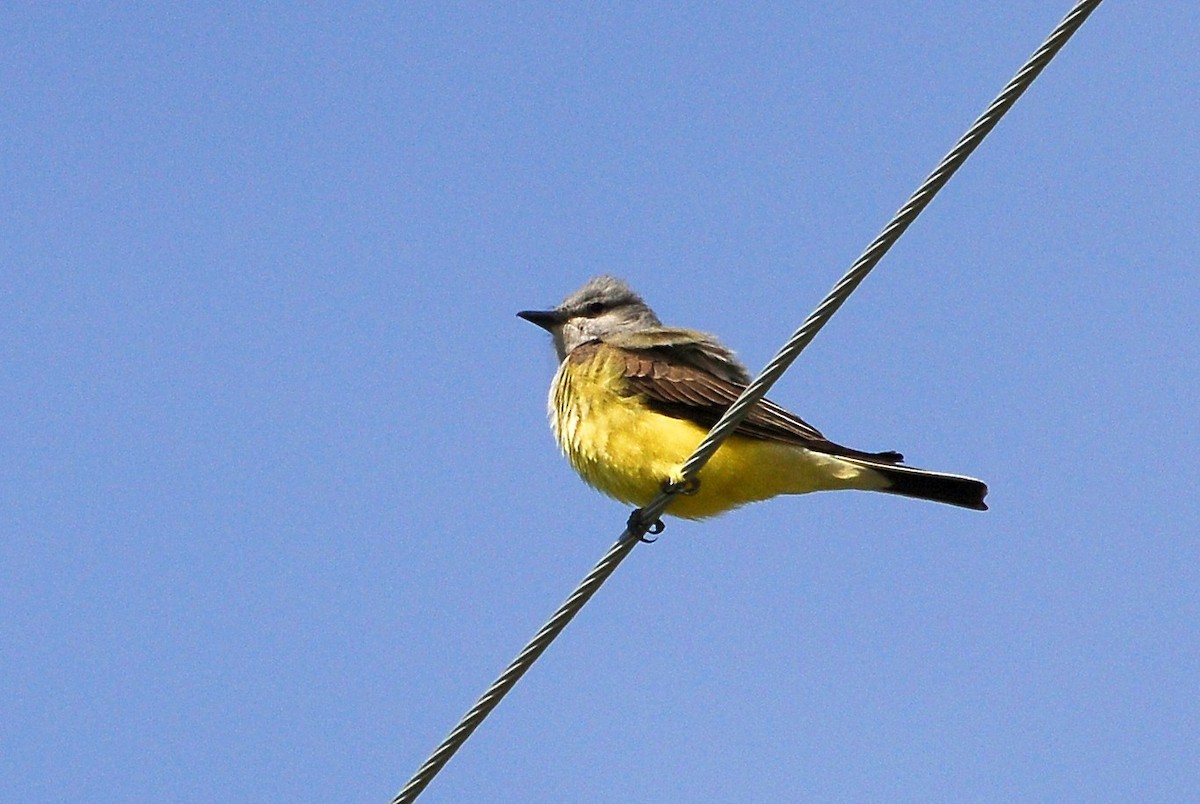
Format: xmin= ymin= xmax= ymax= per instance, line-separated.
xmin=644 ymin=0 xmax=1104 ymax=525
xmin=394 ymin=2 xmax=1103 ymax=800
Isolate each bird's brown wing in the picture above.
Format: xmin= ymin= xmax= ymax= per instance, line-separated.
xmin=607 ymin=343 xmax=903 ymax=464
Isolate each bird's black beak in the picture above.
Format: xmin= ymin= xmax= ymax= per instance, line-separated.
xmin=517 ymin=309 xmax=564 ymax=332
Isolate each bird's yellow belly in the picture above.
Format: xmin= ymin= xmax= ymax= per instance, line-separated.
xmin=549 ymin=350 xmax=872 ymax=519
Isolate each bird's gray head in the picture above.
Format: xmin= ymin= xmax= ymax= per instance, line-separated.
xmin=518 ymin=275 xmax=662 ymax=360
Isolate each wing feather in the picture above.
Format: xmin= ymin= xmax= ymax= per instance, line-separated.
xmin=609 ymin=344 xmax=903 ymax=464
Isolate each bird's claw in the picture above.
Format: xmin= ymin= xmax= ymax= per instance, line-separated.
xmin=627 ymin=508 xmax=665 ymax=542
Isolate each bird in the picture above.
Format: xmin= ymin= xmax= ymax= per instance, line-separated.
xmin=518 ymin=275 xmax=987 ymax=520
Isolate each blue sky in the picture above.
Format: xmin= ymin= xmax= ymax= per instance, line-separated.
xmin=2 ymin=3 xmax=1196 ymax=802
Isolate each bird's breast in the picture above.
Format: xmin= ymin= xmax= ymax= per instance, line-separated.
xmin=548 ymin=347 xmax=687 ymax=507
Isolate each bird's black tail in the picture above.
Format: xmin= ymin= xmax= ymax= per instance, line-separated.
xmin=860 ymin=462 xmax=988 ymax=511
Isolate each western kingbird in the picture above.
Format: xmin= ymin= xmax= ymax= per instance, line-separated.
xmin=519 ymin=275 xmax=987 ymax=519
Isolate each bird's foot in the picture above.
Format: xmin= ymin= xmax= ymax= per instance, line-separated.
xmin=626 ymin=508 xmax=665 ymax=543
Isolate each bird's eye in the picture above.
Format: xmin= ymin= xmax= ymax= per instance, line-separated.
xmin=584 ymin=301 xmax=606 ymax=316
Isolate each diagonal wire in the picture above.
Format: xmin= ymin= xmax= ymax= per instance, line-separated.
xmin=393 ymin=1 xmax=1103 ymax=800
xmin=636 ymin=0 xmax=1104 ymax=528
xmin=393 ymin=530 xmax=641 ymax=804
